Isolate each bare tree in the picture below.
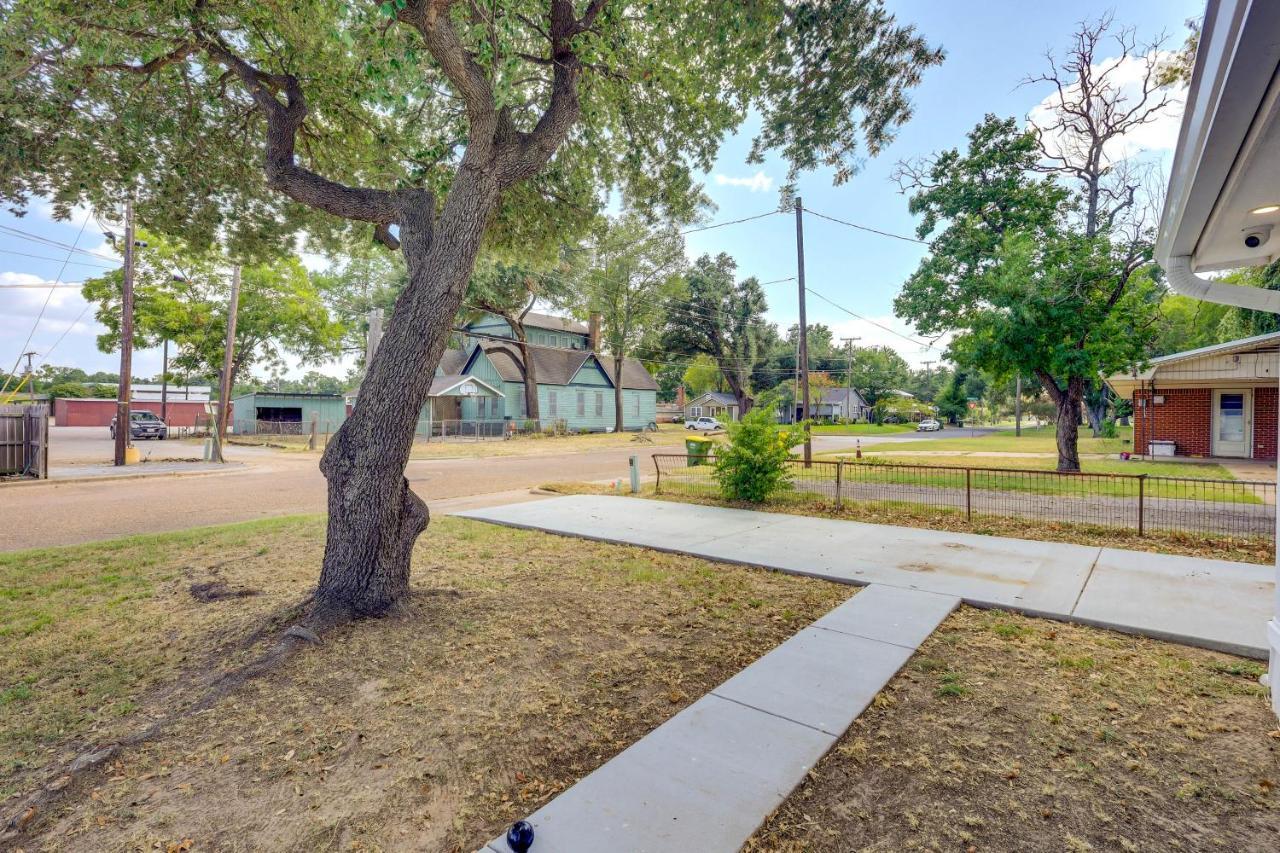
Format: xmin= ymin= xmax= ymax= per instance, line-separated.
xmin=1025 ymin=15 xmax=1175 ymax=239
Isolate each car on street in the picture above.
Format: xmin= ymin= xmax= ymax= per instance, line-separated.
xmin=916 ymin=418 xmax=942 ymax=432
xmin=685 ymin=416 xmax=724 ymax=431
xmin=110 ymin=409 xmax=169 ymax=440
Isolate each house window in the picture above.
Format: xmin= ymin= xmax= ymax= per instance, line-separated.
xmin=477 ymin=397 xmax=486 ymax=419
xmin=577 ymin=391 xmax=585 ymax=417
xmin=595 ymin=391 xmax=603 ymax=417
xmin=691 ymin=406 xmax=702 ymax=418
xmin=549 ymin=391 xmax=557 ymax=417
xmin=633 ymin=395 xmax=640 ymax=417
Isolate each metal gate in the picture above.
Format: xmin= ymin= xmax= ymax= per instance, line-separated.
xmin=0 ymin=405 xmax=49 ymax=479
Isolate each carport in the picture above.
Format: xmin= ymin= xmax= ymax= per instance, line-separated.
xmin=231 ymin=392 xmax=347 ymax=435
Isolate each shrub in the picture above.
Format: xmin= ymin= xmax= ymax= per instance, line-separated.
xmin=713 ymin=401 xmax=805 ymax=502
xmin=1100 ymin=419 xmax=1118 ymax=438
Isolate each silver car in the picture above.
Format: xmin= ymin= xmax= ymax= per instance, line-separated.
xmin=686 ymin=416 xmax=724 ymax=431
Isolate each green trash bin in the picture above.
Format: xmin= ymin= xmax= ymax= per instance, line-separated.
xmin=685 ymin=435 xmax=714 ymax=466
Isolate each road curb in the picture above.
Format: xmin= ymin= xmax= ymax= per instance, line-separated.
xmin=1 ymin=463 xmax=249 ymax=489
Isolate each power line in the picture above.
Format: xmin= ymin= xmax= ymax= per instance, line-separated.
xmin=0 ymin=281 xmax=86 ymax=288
xmin=805 ymin=287 xmax=938 ymax=351
xmin=0 ymin=223 xmax=119 ymax=262
xmin=0 ymin=248 xmax=116 ymax=269
xmin=565 ymin=209 xmax=784 ymax=255
xmin=1 ymin=212 xmax=92 ymax=396
xmin=801 ymin=207 xmax=928 ymax=245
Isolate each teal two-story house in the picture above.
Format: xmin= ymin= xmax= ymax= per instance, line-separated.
xmin=418 ymin=311 xmax=658 ymax=434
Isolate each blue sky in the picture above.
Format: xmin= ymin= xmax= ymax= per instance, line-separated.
xmin=0 ymin=0 xmax=1203 ymax=381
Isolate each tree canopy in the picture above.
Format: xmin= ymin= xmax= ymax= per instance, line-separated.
xmin=2 ymin=0 xmax=942 ymax=256
xmin=662 ymin=252 xmax=768 ymax=415
xmin=81 ymin=230 xmax=344 ymax=391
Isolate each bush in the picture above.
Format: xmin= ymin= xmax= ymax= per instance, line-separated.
xmin=1100 ymin=419 xmax=1118 ymax=438
xmin=713 ymin=402 xmax=805 ymax=502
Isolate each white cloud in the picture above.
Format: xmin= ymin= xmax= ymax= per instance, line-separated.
xmin=714 ymin=171 xmax=774 ymax=193
xmin=1027 ymin=51 xmax=1185 ymax=166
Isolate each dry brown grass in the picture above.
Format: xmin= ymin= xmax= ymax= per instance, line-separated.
xmin=539 ymin=481 xmax=1275 ymax=565
xmin=748 ymin=606 xmax=1280 ymax=852
xmin=1 ymin=514 xmax=848 ymax=851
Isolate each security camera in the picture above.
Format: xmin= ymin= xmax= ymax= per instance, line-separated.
xmin=1243 ymin=224 xmax=1273 ymax=249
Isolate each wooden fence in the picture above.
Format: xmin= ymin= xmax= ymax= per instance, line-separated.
xmin=0 ymin=405 xmax=49 ymax=479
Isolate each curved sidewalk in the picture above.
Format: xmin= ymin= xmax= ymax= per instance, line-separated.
xmin=457 ymin=494 xmax=1275 ymax=658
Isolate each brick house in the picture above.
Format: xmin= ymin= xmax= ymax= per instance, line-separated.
xmin=1105 ymin=332 xmax=1280 ymax=461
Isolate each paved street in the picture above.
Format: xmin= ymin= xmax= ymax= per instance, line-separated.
xmin=2 ymin=430 xmax=658 ymax=551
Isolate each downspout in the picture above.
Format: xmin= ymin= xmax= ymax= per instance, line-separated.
xmin=1167 ymin=253 xmax=1280 ymax=710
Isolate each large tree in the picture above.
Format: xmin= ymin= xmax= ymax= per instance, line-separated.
xmin=895 ymin=18 xmax=1167 ymax=471
xmin=81 ymin=231 xmax=343 ymax=400
xmin=846 ymin=344 xmax=911 ymax=410
xmin=579 ymin=213 xmax=686 ymax=431
xmin=663 ymin=252 xmax=769 ymax=416
xmin=3 ymin=1 xmax=942 ymax=624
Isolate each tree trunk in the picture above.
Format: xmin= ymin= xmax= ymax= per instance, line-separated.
xmin=722 ymin=367 xmax=752 ymax=417
xmin=1055 ymin=394 xmax=1082 ymax=472
xmin=1037 ymin=371 xmax=1084 ymax=473
xmin=514 ymin=329 xmax=540 ymax=423
xmin=614 ymin=356 xmax=624 ymax=433
xmin=311 ymin=174 xmax=497 ymax=624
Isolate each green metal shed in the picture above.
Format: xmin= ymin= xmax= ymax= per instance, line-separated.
xmin=231 ymin=392 xmax=348 ymax=436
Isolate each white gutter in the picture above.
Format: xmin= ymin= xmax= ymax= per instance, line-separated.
xmin=1165 ymin=255 xmax=1280 ymax=311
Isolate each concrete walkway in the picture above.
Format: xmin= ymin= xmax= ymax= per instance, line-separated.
xmin=485 ymin=585 xmax=958 ymax=853
xmin=457 ymin=495 xmax=1275 ymax=658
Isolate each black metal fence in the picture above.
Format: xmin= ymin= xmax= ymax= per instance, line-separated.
xmin=652 ymin=454 xmax=1276 ymax=542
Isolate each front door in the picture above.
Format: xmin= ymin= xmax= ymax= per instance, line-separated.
xmin=1211 ymin=390 xmax=1252 ymax=457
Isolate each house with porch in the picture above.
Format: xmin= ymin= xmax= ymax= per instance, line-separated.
xmin=421 ymin=312 xmax=658 ymax=432
xmin=1105 ymin=333 xmax=1279 ymax=461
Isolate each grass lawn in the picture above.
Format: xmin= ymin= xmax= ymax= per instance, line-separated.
xmin=542 ymin=482 xmax=1274 ymax=565
xmin=844 ymin=456 xmax=1259 ymax=501
xmin=748 ymin=606 xmax=1280 ymax=851
xmin=858 ymin=423 xmax=1134 ymax=455
xmin=0 ymin=515 xmax=846 ymax=850
xmin=810 ymin=423 xmax=918 ymax=435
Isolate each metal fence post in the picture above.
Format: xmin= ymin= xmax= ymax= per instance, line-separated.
xmin=965 ymin=467 xmax=972 ymax=522
xmin=835 ymin=459 xmax=843 ymax=509
xmin=1137 ymin=474 xmax=1146 ymax=537
xmin=653 ymin=456 xmax=663 ymax=494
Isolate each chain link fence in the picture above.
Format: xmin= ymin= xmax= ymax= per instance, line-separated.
xmin=652 ymin=454 xmax=1276 ymax=542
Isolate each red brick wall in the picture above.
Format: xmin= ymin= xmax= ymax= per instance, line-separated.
xmin=1132 ymin=386 xmax=1278 ymax=460
xmin=1253 ymin=385 xmax=1277 ymax=461
xmin=1132 ymin=388 xmax=1211 ymax=456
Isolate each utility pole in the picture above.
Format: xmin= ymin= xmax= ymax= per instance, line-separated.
xmin=921 ymin=359 xmax=936 ymax=377
xmin=160 ymin=339 xmax=169 ymax=424
xmin=841 ymin=337 xmax=860 ymax=421
xmin=795 ymin=196 xmax=811 ymax=466
xmin=1015 ymin=373 xmax=1023 ymax=437
xmin=114 ymin=198 xmax=136 ymax=466
xmin=212 ymin=265 xmax=241 ymax=464
xmin=21 ymin=351 xmax=37 ymax=399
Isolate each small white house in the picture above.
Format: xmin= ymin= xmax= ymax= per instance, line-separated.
xmin=685 ymin=391 xmax=740 ymax=422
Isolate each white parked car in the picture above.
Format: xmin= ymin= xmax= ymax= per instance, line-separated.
xmin=686 ymin=416 xmax=724 ymax=431
xmin=916 ymin=418 xmax=942 ymax=432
